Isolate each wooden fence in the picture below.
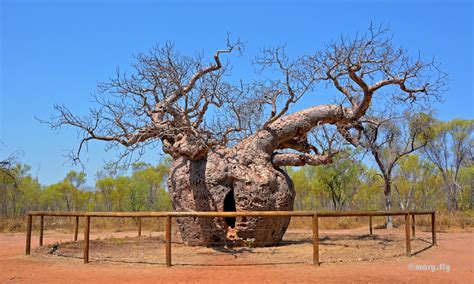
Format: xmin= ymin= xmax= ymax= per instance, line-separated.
xmin=25 ymin=210 xmax=436 ymax=266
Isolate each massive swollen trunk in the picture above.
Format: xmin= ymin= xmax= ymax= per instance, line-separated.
xmin=168 ymin=104 xmax=343 ymax=246
xmin=168 ymin=144 xmax=295 ymax=246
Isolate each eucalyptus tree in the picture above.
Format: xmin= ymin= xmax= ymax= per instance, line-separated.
xmin=341 ymin=112 xmax=436 ymax=227
xmin=423 ymin=119 xmax=474 ymax=210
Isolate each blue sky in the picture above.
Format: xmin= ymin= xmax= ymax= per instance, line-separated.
xmin=1 ymin=0 xmax=473 ymax=186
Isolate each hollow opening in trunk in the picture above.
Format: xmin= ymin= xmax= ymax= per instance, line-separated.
xmin=224 ymin=189 xmax=236 ymax=228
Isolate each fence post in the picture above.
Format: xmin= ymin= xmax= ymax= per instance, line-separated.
xmin=138 ymin=217 xmax=142 ymax=237
xmin=411 ymin=213 xmax=415 ymax=239
xmin=431 ymin=212 xmax=437 ymax=246
xmin=369 ymin=216 xmax=373 ymax=235
xmin=25 ymin=214 xmax=32 ymax=255
xmin=405 ymin=213 xmax=411 ymax=257
xmin=74 ymin=216 xmax=79 ymax=241
xmin=312 ymin=214 xmax=319 ymax=266
xmin=84 ymin=216 xmax=90 ymax=264
xmin=39 ymin=215 xmax=44 ymax=246
xmin=166 ymin=215 xmax=172 ymax=267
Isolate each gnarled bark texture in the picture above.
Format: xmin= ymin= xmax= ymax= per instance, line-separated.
xmin=169 ymin=151 xmax=294 ymax=246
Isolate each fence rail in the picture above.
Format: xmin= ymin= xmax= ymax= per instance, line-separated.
xmin=25 ymin=210 xmax=436 ymax=267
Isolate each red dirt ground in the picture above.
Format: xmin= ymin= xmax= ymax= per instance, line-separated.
xmin=0 ymin=227 xmax=472 ymax=283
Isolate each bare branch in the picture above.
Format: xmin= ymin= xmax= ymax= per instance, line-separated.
xmin=43 ymin=26 xmax=446 ymax=170
xmin=272 ymin=152 xmax=334 ymax=167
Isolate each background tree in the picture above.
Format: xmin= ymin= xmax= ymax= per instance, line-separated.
xmin=288 ymin=167 xmax=319 ymax=210
xmin=0 ymin=151 xmax=18 ymax=215
xmin=341 ymin=112 xmax=436 ymax=227
xmin=131 ymin=161 xmax=169 ymax=211
xmin=393 ymin=154 xmax=444 ymax=210
xmin=96 ymin=177 xmax=115 ymax=211
xmin=314 ymin=150 xmax=361 ymax=211
xmin=423 ymin=119 xmax=474 ymax=210
xmin=352 ymin=168 xmax=385 ymax=211
xmin=46 ymin=26 xmax=445 ymax=245
xmin=66 ymin=171 xmax=86 ymax=190
xmin=0 ymin=161 xmax=42 ymax=216
xmin=0 ymin=150 xmax=18 ymax=186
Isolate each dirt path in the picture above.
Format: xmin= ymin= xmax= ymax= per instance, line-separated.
xmin=0 ymin=228 xmax=472 ymax=283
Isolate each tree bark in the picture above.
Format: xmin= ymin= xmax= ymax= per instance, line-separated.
xmin=169 ymin=146 xmax=295 ymax=246
xmin=384 ymin=178 xmax=393 ymax=229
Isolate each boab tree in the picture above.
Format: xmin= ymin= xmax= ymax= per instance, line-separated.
xmin=48 ymin=27 xmax=445 ymax=246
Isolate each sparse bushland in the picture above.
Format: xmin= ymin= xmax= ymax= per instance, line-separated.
xmin=1 ymin=118 xmax=472 ymax=233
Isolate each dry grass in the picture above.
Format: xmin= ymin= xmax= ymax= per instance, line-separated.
xmin=1 ymin=210 xmax=473 ymax=233
xmin=0 ymin=216 xmax=168 ymax=234
xmin=32 ymin=229 xmax=435 ymax=266
xmin=288 ymin=210 xmax=474 ymax=231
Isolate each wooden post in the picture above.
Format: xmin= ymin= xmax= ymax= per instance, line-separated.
xmin=166 ymin=216 xmax=172 ymax=267
xmin=74 ymin=216 xmax=79 ymax=241
xmin=312 ymin=214 xmax=319 ymax=266
xmin=84 ymin=216 xmax=90 ymax=264
xmin=431 ymin=212 xmax=437 ymax=246
xmin=405 ymin=213 xmax=411 ymax=257
xmin=25 ymin=214 xmax=32 ymax=255
xmin=369 ymin=216 xmax=373 ymax=235
xmin=39 ymin=215 xmax=44 ymax=246
xmin=138 ymin=217 xmax=142 ymax=237
xmin=411 ymin=214 xmax=415 ymax=239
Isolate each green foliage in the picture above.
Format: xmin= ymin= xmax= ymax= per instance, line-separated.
xmin=424 ymin=118 xmax=473 ymax=209
xmin=408 ymin=112 xmax=436 ymax=143
xmin=458 ymin=165 xmax=474 ymax=209
xmin=0 ymin=118 xmax=472 ymax=215
xmin=393 ymin=154 xmax=444 ymax=210
xmin=314 ymin=152 xmax=361 ymax=210
xmin=352 ymin=168 xmax=384 ymax=211
xmin=0 ymin=163 xmax=42 ymax=215
xmin=290 ymin=150 xmax=368 ymax=211
xmin=289 ymin=166 xmax=322 ymax=210
xmin=0 ymin=159 xmax=172 ymax=215
xmin=92 ymin=159 xmax=172 ymax=212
